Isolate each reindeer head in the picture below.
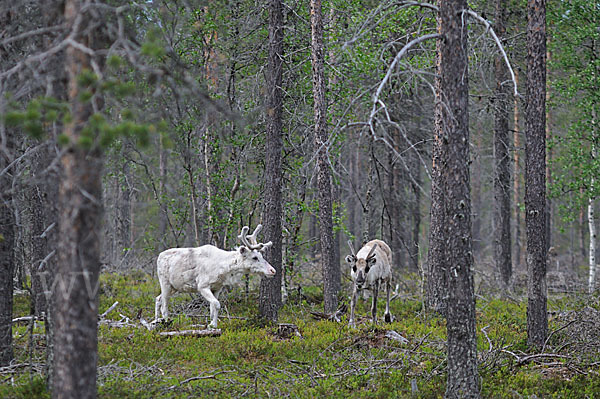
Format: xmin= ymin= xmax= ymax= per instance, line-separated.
xmin=345 ymin=240 xmax=378 ymax=289
xmin=237 ymin=225 xmax=276 ymax=277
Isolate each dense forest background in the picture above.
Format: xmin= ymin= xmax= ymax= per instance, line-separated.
xmin=1 ymin=0 xmax=599 ymax=398
xmin=5 ymin=0 xmax=597 ymax=287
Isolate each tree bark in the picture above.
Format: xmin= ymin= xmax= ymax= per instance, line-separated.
xmin=30 ymin=144 xmax=58 ymax=317
xmin=525 ymin=0 xmax=548 ymax=349
xmin=471 ymin=120 xmax=483 ymax=256
xmin=158 ymin=133 xmax=168 ymax=250
xmin=588 ymin=196 xmax=596 ymax=293
xmin=589 ymin=113 xmax=598 ymax=293
xmin=311 ymin=0 xmax=339 ymax=313
xmin=259 ymin=0 xmax=284 ymax=322
xmin=426 ymin=28 xmax=447 ymax=316
xmin=116 ymin=154 xmax=132 ymax=266
xmin=30 ymin=165 xmax=47 ymax=316
xmin=437 ymin=1 xmax=480 ymax=397
xmin=545 ymin=52 xmax=552 ymax=255
xmin=410 ymin=167 xmax=421 ymax=272
xmin=52 ymin=1 xmax=106 ymax=397
xmin=513 ymin=70 xmax=523 ymax=271
xmin=493 ymin=0 xmax=512 ymax=287
xmin=0 ymin=134 xmax=15 ymax=367
xmin=40 ymin=0 xmax=66 ymax=387
xmin=409 ymin=120 xmax=422 ymax=272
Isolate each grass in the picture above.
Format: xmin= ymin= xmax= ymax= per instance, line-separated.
xmin=2 ymin=271 xmax=600 ymax=398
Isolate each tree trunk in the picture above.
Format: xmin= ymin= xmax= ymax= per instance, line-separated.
xmin=259 ymin=0 xmax=284 ymax=322
xmin=116 ymin=155 xmax=132 ymax=266
xmin=363 ymin=162 xmax=374 ymax=244
xmin=311 ymin=0 xmax=339 ymax=313
xmin=513 ymin=70 xmax=523 ymax=271
xmin=40 ymin=0 xmax=66 ymax=387
xmin=347 ymin=139 xmax=357 ymax=236
xmin=30 ymin=144 xmax=59 ymax=317
xmin=493 ymin=0 xmax=512 ymax=288
xmin=588 ymin=197 xmax=596 ymax=293
xmin=426 ymin=31 xmax=447 ymax=316
xmin=580 ymin=202 xmax=586 ymax=260
xmin=545 ymin=48 xmax=553 ymax=254
xmin=471 ymin=120 xmax=483 ymax=256
xmin=525 ymin=0 xmax=548 ymax=349
xmin=410 ymin=164 xmax=421 ymax=272
xmin=589 ymin=114 xmax=598 ymax=293
xmin=52 ymin=1 xmax=105 ymax=397
xmin=0 ymin=135 xmax=15 ymax=367
xmin=438 ymin=1 xmax=480 ymax=397
xmin=389 ymin=140 xmax=404 ymax=271
xmin=31 ymin=178 xmax=47 ymax=316
xmin=158 ymin=134 xmax=168 ymax=250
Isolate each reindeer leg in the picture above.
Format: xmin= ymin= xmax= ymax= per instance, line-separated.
xmin=371 ymin=280 xmax=380 ymax=324
xmin=154 ymin=294 xmax=162 ymax=321
xmin=199 ymin=287 xmax=221 ymax=329
xmin=384 ymin=279 xmax=392 ymax=323
xmin=349 ymin=284 xmax=359 ymax=328
xmin=158 ymin=280 xmax=171 ymax=320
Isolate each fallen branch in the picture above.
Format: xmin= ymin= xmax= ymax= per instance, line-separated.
xmin=0 ymin=362 xmax=44 ymax=375
xmin=385 ymin=330 xmax=409 ymax=344
xmin=501 ymin=349 xmax=569 ymax=366
xmin=310 ymin=303 xmax=347 ymax=322
xmin=12 ymin=316 xmax=41 ymax=324
xmin=139 ymin=316 xmax=155 ymax=331
xmin=169 ymin=368 xmax=234 ymax=389
xmin=99 ymin=313 xmax=139 ymax=329
xmin=159 ymin=329 xmax=222 ymax=338
xmin=100 ymin=301 xmax=119 ymax=319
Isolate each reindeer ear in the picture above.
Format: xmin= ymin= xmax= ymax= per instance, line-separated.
xmin=368 ymin=257 xmax=377 ymax=265
xmin=239 ymin=246 xmax=248 ymax=255
xmin=345 ymin=255 xmax=356 ymax=264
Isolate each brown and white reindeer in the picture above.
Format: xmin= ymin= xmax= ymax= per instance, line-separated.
xmin=155 ymin=225 xmax=276 ymax=329
xmin=345 ymin=239 xmax=393 ymax=327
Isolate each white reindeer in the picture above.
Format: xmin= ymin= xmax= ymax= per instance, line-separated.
xmin=155 ymin=225 xmax=276 ymax=329
xmin=345 ymin=239 xmax=393 ymax=327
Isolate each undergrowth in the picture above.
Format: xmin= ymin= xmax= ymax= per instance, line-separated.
xmin=2 ymin=271 xmax=599 ymax=398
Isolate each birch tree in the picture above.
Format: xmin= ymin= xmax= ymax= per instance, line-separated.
xmin=549 ymin=0 xmax=600 ymax=294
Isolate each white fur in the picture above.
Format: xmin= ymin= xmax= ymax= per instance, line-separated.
xmin=345 ymin=239 xmax=393 ymax=327
xmin=155 ymin=243 xmax=275 ymax=328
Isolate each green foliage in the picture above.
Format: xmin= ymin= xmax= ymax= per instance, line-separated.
xmin=2 ymin=66 xmax=164 ymax=150
xmin=140 ymin=27 xmax=167 ymax=60
xmin=548 ymin=0 xmax=600 ymax=220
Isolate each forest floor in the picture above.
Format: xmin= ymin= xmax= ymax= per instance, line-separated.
xmin=2 ymin=269 xmax=600 ymax=398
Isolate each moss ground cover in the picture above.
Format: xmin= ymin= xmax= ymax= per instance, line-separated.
xmin=2 ymin=272 xmax=599 ymax=398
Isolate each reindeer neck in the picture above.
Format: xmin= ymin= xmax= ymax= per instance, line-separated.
xmin=228 ymin=250 xmax=252 ymax=273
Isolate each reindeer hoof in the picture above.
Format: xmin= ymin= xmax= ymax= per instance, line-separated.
xmin=384 ymin=313 xmax=392 ymax=323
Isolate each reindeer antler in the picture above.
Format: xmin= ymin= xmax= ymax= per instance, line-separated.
xmin=238 ymin=225 xmax=272 ymax=250
xmin=238 ymin=226 xmax=256 ymax=249
xmin=246 ymin=225 xmax=263 ymax=245
xmin=347 ymin=240 xmax=357 ymax=257
xmin=366 ymin=243 xmax=378 ymax=260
